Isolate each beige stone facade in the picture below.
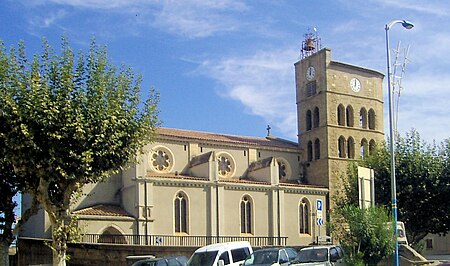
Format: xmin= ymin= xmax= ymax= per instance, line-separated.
xmin=20 ymin=48 xmax=388 ymax=257
xmin=295 ymin=48 xmax=384 ymax=206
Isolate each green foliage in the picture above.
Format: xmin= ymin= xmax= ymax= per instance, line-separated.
xmin=361 ymin=130 xmax=450 ymax=247
xmin=0 ymin=36 xmax=160 ymax=265
xmin=333 ymin=205 xmax=395 ymax=266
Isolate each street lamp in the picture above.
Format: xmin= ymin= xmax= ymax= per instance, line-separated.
xmin=385 ymin=19 xmax=414 ymax=266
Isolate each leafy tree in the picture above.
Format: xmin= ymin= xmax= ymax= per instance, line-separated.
xmin=0 ymin=37 xmax=160 ymax=266
xmin=332 ymin=164 xmax=395 ymax=266
xmin=0 ymin=152 xmax=18 ymax=266
xmin=362 ymin=130 xmax=450 ymax=247
xmin=333 ymin=205 xmax=394 ymax=266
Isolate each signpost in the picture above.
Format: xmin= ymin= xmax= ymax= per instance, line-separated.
xmin=316 ymin=199 xmax=324 ymax=226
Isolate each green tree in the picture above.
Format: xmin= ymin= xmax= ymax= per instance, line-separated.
xmin=333 ymin=205 xmax=395 ymax=266
xmin=362 ymin=130 xmax=450 ymax=247
xmin=332 ymin=164 xmax=395 ymax=266
xmin=0 ymin=153 xmax=18 ymax=266
xmin=0 ymin=37 xmax=160 ymax=266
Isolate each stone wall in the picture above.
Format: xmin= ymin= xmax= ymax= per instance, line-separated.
xmin=18 ymin=238 xmax=197 ymax=266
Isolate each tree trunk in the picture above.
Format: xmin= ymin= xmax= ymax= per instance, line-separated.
xmin=0 ymin=240 xmax=10 ymax=266
xmin=50 ymin=210 xmax=71 ymax=266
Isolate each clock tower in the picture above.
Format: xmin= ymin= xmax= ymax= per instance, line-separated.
xmin=295 ymin=33 xmax=385 ymax=207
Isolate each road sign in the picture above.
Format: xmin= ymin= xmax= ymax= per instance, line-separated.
xmin=316 ymin=199 xmax=323 ymax=211
xmin=316 ymin=217 xmax=324 ymax=226
xmin=316 ymin=199 xmax=323 ymax=226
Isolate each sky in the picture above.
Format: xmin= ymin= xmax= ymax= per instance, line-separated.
xmin=1 ymin=0 xmax=449 ymax=145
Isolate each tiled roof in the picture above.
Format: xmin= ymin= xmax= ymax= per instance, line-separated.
xmin=156 ymin=127 xmax=299 ymax=151
xmin=72 ymin=204 xmax=131 ymax=217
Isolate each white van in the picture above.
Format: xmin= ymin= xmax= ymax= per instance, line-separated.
xmin=187 ymin=241 xmax=253 ymax=266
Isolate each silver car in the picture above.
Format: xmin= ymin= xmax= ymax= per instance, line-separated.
xmin=291 ymin=245 xmax=345 ymax=266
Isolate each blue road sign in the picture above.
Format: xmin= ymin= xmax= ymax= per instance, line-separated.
xmin=316 ymin=199 xmax=323 ymax=211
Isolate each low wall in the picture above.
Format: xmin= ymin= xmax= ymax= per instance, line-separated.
xmin=18 ymin=238 xmax=197 ymax=266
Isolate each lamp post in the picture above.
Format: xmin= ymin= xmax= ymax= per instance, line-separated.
xmin=385 ymin=19 xmax=414 ymax=266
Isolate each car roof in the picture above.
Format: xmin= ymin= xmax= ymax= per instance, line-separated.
xmin=194 ymin=241 xmax=251 ymax=252
xmin=300 ymin=245 xmax=339 ymax=250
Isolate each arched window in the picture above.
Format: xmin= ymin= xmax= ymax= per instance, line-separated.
xmin=368 ymin=109 xmax=376 ymax=130
xmin=306 ymin=110 xmax=312 ymax=131
xmin=175 ymin=192 xmax=188 ymax=233
xmin=360 ymin=108 xmax=368 ymax=129
xmin=346 ymin=105 xmax=354 ymax=127
xmin=241 ymin=195 xmax=252 ymax=234
xmin=337 ymin=104 xmax=345 ymax=126
xmin=299 ymin=198 xmax=310 ymax=234
xmin=338 ymin=136 xmax=346 ymax=158
xmin=98 ymin=227 xmax=127 ymax=244
xmin=314 ymin=139 xmax=320 ymax=160
xmin=307 ymin=141 xmax=313 ymax=162
xmin=313 ymin=107 xmax=320 ymax=128
xmin=347 ymin=137 xmax=355 ymax=159
xmin=360 ymin=138 xmax=368 ymax=158
xmin=369 ymin=139 xmax=376 ymax=155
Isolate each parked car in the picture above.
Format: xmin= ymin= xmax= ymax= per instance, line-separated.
xmin=187 ymin=241 xmax=253 ymax=266
xmin=291 ymin=245 xmax=344 ymax=266
xmin=131 ymin=255 xmax=188 ymax=266
xmin=241 ymin=247 xmax=298 ymax=266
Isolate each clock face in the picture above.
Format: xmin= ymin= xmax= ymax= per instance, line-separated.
xmin=306 ymin=66 xmax=315 ymax=81
xmin=350 ymin=78 xmax=361 ymax=92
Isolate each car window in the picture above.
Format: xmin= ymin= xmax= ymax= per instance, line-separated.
xmin=187 ymin=251 xmax=218 ymax=266
xmin=156 ymin=260 xmax=168 ymax=266
xmin=219 ymin=251 xmax=230 ymax=265
xmin=279 ymin=250 xmax=288 ymax=263
xmin=167 ymin=258 xmax=184 ymax=266
xmin=285 ymin=248 xmax=297 ymax=261
xmin=336 ymin=246 xmax=344 ymax=259
xmin=330 ymin=248 xmax=339 ymax=261
xmin=297 ymin=248 xmax=328 ymax=263
xmin=230 ymin=247 xmax=250 ymax=262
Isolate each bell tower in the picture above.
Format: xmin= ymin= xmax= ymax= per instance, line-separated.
xmin=295 ymin=30 xmax=385 ymax=206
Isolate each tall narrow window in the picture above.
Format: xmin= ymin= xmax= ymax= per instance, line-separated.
xmin=306 ymin=110 xmax=312 ymax=131
xmin=175 ymin=192 xmax=188 ymax=233
xmin=360 ymin=139 xmax=368 ymax=158
xmin=347 ymin=137 xmax=355 ymax=159
xmin=346 ymin=105 xmax=354 ymax=127
xmin=360 ymin=108 xmax=368 ymax=129
xmin=299 ymin=198 xmax=310 ymax=234
xmin=307 ymin=141 xmax=313 ymax=162
xmin=240 ymin=196 xmax=252 ymax=234
xmin=313 ymin=107 xmax=320 ymax=128
xmin=338 ymin=136 xmax=346 ymax=158
xmin=368 ymin=109 xmax=376 ymax=130
xmin=337 ymin=104 xmax=345 ymax=126
xmin=314 ymin=139 xmax=320 ymax=160
xmin=369 ymin=139 xmax=376 ymax=155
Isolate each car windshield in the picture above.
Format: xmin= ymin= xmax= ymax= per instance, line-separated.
xmin=297 ymin=248 xmax=328 ymax=263
xmin=243 ymin=250 xmax=278 ymax=266
xmin=187 ymin=251 xmax=218 ymax=266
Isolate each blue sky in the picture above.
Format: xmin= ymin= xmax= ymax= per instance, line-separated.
xmin=1 ymin=0 xmax=449 ymax=144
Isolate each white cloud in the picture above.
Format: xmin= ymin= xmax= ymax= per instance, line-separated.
xmin=373 ymin=0 xmax=450 ymax=17
xmin=197 ymin=48 xmax=299 ymax=138
xmin=153 ymin=0 xmax=248 ymax=38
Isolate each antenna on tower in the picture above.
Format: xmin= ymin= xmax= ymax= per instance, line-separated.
xmin=301 ymin=27 xmax=321 ymax=59
xmin=390 ymin=41 xmax=411 ymax=135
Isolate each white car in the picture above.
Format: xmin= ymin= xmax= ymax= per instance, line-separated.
xmin=291 ymin=245 xmax=345 ymax=266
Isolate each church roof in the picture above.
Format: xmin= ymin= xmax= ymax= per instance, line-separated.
xmin=73 ymin=204 xmax=132 ymax=217
xmin=156 ymin=128 xmax=300 ymax=151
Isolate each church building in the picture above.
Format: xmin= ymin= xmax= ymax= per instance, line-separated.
xmin=19 ymin=34 xmax=386 ymax=263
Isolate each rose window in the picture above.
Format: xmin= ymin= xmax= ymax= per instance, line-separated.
xmin=276 ymin=158 xmax=291 ymax=181
xmin=217 ymin=152 xmax=235 ymax=178
xmin=149 ymin=146 xmax=174 ymax=173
